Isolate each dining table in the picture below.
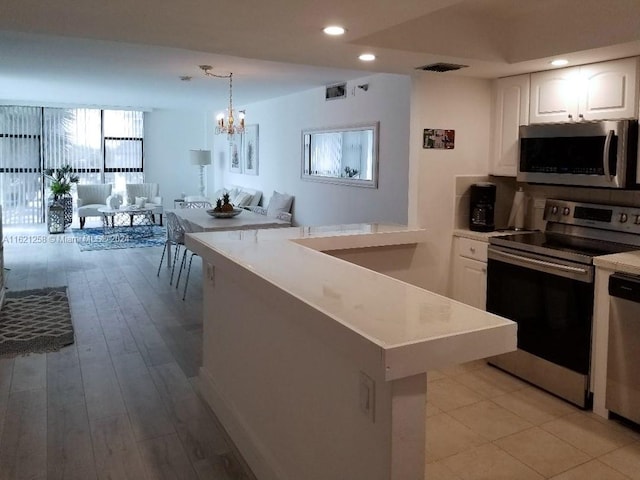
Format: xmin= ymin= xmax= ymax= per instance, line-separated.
xmin=165 ymin=207 xmax=291 ymax=265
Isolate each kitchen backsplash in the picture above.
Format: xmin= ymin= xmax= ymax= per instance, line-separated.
xmin=454 ymin=175 xmax=640 ymax=232
xmin=454 ymin=175 xmax=517 ymax=230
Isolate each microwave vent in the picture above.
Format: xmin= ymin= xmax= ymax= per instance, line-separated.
xmin=416 ymin=62 xmax=468 ymax=73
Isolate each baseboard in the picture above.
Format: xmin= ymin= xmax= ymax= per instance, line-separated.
xmin=198 ymin=367 xmax=288 ymax=480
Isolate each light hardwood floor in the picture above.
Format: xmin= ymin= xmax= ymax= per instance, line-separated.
xmin=0 ymin=223 xmax=255 ymax=480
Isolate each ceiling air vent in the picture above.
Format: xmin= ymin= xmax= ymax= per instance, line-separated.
xmin=416 ymin=62 xmax=468 ymax=73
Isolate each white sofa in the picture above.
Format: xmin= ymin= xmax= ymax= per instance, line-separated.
xmin=125 ymin=183 xmax=164 ymax=225
xmin=245 ymin=190 xmax=294 ymax=224
xmin=211 ymin=185 xmax=262 ymax=208
xmin=77 ymin=184 xmax=118 ymax=229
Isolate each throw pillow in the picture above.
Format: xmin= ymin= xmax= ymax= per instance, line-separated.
xmin=266 ymin=191 xmax=293 ymax=217
xmin=233 ymin=191 xmax=253 ymax=207
xmin=226 ymin=187 xmax=240 ymax=200
xmin=135 ymin=196 xmax=147 ymax=207
xmin=213 ymin=188 xmax=227 ymax=201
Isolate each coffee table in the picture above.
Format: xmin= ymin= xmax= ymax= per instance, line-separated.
xmin=98 ymin=206 xmax=155 ymax=238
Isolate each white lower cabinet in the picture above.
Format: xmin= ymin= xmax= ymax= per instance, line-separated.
xmin=452 ymin=236 xmax=488 ymax=311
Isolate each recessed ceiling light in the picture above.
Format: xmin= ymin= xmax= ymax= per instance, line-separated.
xmin=323 ymin=26 xmax=345 ymax=36
xmin=359 ymin=53 xmax=376 ymax=62
xmin=551 ymin=59 xmax=569 ymax=66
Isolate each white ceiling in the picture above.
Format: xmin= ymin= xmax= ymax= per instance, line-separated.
xmin=1 ymin=0 xmax=639 ymax=110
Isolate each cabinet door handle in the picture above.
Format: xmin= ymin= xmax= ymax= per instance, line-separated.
xmin=568 ymin=114 xmax=573 ymax=119
xmin=470 ymin=247 xmax=476 ymax=253
xmin=603 ymin=129 xmax=614 ymax=182
xmin=578 ymin=114 xmax=584 ymax=119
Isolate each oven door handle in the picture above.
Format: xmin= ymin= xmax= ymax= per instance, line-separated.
xmin=489 ymin=248 xmax=593 ymax=281
xmin=603 ymin=129 xmax=614 ymax=182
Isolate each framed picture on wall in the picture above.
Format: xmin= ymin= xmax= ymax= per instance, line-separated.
xmin=229 ymin=135 xmax=243 ymax=173
xmin=243 ymin=125 xmax=259 ymax=175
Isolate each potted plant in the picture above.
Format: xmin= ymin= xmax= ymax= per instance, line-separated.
xmin=44 ymin=164 xmax=79 ymax=229
xmin=44 ymin=164 xmax=79 ymax=201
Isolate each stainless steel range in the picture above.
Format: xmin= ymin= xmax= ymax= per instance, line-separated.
xmin=487 ymin=199 xmax=640 ymax=408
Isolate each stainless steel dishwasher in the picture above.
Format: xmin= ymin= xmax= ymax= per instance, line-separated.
xmin=606 ymin=273 xmax=640 ymax=424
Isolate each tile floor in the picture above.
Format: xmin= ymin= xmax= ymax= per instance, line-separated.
xmin=426 ymin=360 xmax=640 ymax=479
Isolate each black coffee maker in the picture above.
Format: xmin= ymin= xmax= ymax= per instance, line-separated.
xmin=469 ymin=182 xmax=496 ymax=232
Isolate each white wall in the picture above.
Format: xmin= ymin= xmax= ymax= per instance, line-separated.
xmin=210 ymin=73 xmax=411 ymax=226
xmin=408 ymin=73 xmax=493 ymax=295
xmin=144 ymin=108 xmax=213 ymax=207
xmin=142 ymin=74 xmax=492 ymax=297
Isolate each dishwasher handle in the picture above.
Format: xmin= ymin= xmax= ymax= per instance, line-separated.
xmin=609 ymin=273 xmax=640 ymax=303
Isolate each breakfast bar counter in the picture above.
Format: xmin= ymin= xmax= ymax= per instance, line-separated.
xmin=186 ymin=224 xmax=516 ymax=480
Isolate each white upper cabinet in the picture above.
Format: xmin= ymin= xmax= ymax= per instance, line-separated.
xmin=490 ymin=74 xmax=530 ymax=176
xmin=530 ymin=67 xmax=580 ymax=123
xmin=530 ymin=57 xmax=639 ymax=124
xmin=579 ymin=58 xmax=638 ymax=121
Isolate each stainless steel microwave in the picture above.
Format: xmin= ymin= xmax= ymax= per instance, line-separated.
xmin=518 ymin=120 xmax=638 ymax=189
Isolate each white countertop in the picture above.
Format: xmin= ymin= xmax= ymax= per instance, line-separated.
xmin=453 ymin=228 xmax=531 ymax=242
xmin=187 ymin=223 xmax=517 ymax=380
xmin=594 ymin=251 xmax=640 ymax=275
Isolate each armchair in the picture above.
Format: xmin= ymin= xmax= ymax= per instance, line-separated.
xmin=77 ymin=184 xmax=115 ymax=229
xmin=125 ymin=183 xmax=163 ymax=225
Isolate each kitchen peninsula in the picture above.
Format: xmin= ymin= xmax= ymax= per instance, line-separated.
xmin=186 ymin=224 xmax=517 ymax=480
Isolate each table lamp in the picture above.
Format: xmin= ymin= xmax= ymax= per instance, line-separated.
xmin=190 ymin=149 xmax=212 ymax=198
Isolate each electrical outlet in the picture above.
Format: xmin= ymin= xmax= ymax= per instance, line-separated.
xmin=359 ymin=372 xmax=375 ymax=422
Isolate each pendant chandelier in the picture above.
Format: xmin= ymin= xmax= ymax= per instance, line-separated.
xmin=199 ymin=65 xmax=245 ymax=137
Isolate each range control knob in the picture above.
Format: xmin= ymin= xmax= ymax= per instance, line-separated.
xmin=551 ymin=206 xmax=559 ymax=214
xmin=635 ymin=215 xmax=640 ymax=225
xmin=619 ymin=213 xmax=628 ymax=223
xmin=562 ymin=207 xmax=571 ymax=216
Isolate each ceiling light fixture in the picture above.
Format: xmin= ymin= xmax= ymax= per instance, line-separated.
xmin=199 ymin=65 xmax=245 ymax=137
xmin=551 ymin=59 xmax=569 ymax=66
xmin=323 ymin=25 xmax=345 ymax=36
xmin=359 ymin=53 xmax=376 ymax=62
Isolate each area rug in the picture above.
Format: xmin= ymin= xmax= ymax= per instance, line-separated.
xmin=0 ymin=286 xmax=74 ymax=357
xmin=71 ymin=225 xmax=166 ymax=251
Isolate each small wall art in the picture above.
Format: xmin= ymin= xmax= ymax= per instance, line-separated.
xmin=243 ymin=124 xmax=259 ymax=175
xmin=423 ymin=128 xmax=455 ymax=149
xmin=229 ymin=134 xmax=243 ymax=173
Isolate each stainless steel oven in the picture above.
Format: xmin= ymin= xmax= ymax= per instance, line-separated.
xmin=487 ymin=245 xmax=594 ymax=407
xmin=518 ymin=120 xmax=638 ymax=188
xmin=487 ymin=199 xmax=640 ymax=408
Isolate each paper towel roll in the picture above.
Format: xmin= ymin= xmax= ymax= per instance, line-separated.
xmin=508 ymin=188 xmax=526 ymax=230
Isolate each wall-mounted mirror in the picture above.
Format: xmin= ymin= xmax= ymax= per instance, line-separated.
xmin=301 ymin=122 xmax=379 ymax=188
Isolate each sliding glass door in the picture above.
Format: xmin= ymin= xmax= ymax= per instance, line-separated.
xmin=103 ymin=110 xmax=144 ymax=192
xmin=0 ymin=106 xmax=144 ymax=224
xmin=0 ymin=107 xmax=43 ymax=224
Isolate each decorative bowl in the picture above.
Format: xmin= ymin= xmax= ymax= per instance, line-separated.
xmin=206 ymin=208 xmax=242 ymax=218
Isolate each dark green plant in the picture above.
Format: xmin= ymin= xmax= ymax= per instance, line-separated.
xmin=344 ymin=166 xmax=359 ymax=178
xmin=43 ymin=164 xmax=79 ymax=199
